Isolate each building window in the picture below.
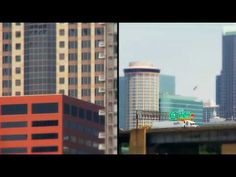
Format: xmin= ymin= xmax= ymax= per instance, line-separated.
xmin=3 ymin=68 xmax=12 ymax=76
xmin=2 ymin=80 xmax=12 ymax=88
xmin=15 ymin=43 xmax=21 ymax=50
xmin=15 ymin=23 xmax=21 ymax=26
xmin=100 ymin=116 xmax=105 ymax=125
xmin=82 ymin=89 xmax=91 ymax=96
xmin=15 ymin=55 xmax=21 ymax=62
xmin=59 ymin=53 xmax=65 ymax=60
xmin=68 ymin=77 xmax=78 ymax=85
xmin=3 ymin=32 xmax=12 ymax=40
xmin=3 ymin=44 xmax=12 ymax=51
xmin=82 ymin=52 xmax=91 ymax=60
xmin=32 ymin=133 xmax=58 ymax=140
xmin=95 ymin=100 xmax=104 ymax=106
xmin=64 ymin=103 xmax=70 ymax=115
xmin=59 ymin=78 xmax=65 ymax=84
xmin=59 ymin=29 xmax=65 ymax=36
xmin=1 ymin=134 xmax=27 ymax=141
xmin=68 ymin=53 xmax=77 ymax=61
xmin=95 ymin=64 xmax=104 ymax=72
xmin=15 ymin=67 xmax=21 ymax=74
xmin=79 ymin=108 xmax=85 ymax=118
xmin=32 ymin=120 xmax=58 ymax=127
xmin=59 ymin=89 xmax=65 ymax=94
xmin=95 ymin=28 xmax=104 ymax=35
xmin=93 ymin=112 xmax=99 ymax=123
xmin=95 ymin=88 xmax=103 ymax=96
xmin=68 ymin=41 xmax=77 ymax=49
xmin=15 ymin=80 xmax=21 ymax=86
xmin=59 ymin=41 xmax=65 ymax=48
xmin=82 ymin=28 xmax=91 ymax=36
xmin=71 ymin=105 xmax=78 ymax=117
xmin=1 ymin=104 xmax=27 ymax=115
xmin=32 ymin=103 xmax=58 ymax=114
xmin=0 ymin=121 xmax=27 ymax=128
xmin=82 ymin=40 xmax=91 ymax=48
xmin=114 ymin=46 xmax=117 ymax=54
xmin=82 ymin=65 xmax=91 ymax=72
xmin=32 ymin=146 xmax=58 ymax=153
xmin=69 ymin=29 xmax=77 ymax=36
xmin=15 ymin=91 xmax=21 ymax=96
xmin=59 ymin=65 xmax=65 ymax=72
xmin=3 ymin=56 xmax=12 ymax=64
xmin=15 ymin=31 xmax=21 ymax=38
xmin=86 ymin=110 xmax=92 ymax=121
xmin=95 ymin=40 xmax=101 ymax=47
xmin=95 ymin=52 xmax=100 ymax=59
xmin=68 ymin=89 xmax=78 ymax=97
xmin=1 ymin=147 xmax=27 ymax=154
xmin=95 ymin=76 xmax=99 ymax=84
xmin=82 ymin=77 xmax=91 ymax=84
xmin=2 ymin=92 xmax=12 ymax=96
xmin=3 ymin=23 xmax=11 ymax=28
xmin=68 ymin=65 xmax=77 ymax=73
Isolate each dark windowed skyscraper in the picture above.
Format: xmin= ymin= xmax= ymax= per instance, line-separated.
xmin=216 ymin=26 xmax=236 ymax=120
xmin=24 ymin=23 xmax=56 ymax=95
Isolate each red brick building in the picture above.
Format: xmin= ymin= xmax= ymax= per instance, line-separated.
xmin=0 ymin=94 xmax=105 ymax=154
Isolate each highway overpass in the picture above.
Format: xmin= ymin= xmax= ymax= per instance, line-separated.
xmin=119 ymin=123 xmax=236 ymax=154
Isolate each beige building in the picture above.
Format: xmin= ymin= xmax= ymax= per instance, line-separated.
xmin=0 ymin=23 xmax=117 ymax=154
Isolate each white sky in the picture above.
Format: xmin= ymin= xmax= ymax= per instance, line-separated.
xmin=119 ymin=23 xmax=236 ymax=103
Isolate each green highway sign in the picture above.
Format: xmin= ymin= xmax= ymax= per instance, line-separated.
xmin=169 ymin=110 xmax=195 ymax=121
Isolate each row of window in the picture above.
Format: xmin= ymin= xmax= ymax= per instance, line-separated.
xmin=59 ymin=64 xmax=104 ymax=73
xmin=63 ymin=135 xmax=98 ymax=148
xmin=2 ymin=67 xmax=21 ymax=76
xmin=2 ymin=51 xmax=103 ymax=65
xmin=3 ymin=43 xmax=22 ymax=51
xmin=0 ymin=120 xmax=58 ymax=128
xmin=1 ymin=103 xmax=58 ymax=115
xmin=0 ymin=133 xmax=58 ymax=141
xmin=64 ymin=103 xmax=103 ymax=125
xmin=3 ymin=31 xmax=21 ymax=40
xmin=64 ymin=121 xmax=100 ymax=137
xmin=59 ymin=28 xmax=104 ymax=36
xmin=0 ymin=146 xmax=58 ymax=154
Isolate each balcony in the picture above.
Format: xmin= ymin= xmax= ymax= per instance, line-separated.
xmin=99 ymin=87 xmax=105 ymax=93
xmin=98 ymin=52 xmax=105 ymax=59
xmin=98 ymin=75 xmax=105 ymax=82
xmin=98 ymin=132 xmax=105 ymax=139
xmin=99 ymin=110 xmax=105 ymax=116
xmin=98 ymin=41 xmax=105 ymax=47
xmin=98 ymin=143 xmax=105 ymax=150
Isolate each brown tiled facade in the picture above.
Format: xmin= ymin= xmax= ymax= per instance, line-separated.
xmin=0 ymin=23 xmax=117 ymax=154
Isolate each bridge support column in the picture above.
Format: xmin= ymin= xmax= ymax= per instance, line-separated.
xmin=221 ymin=143 xmax=236 ymax=154
xmin=129 ymin=128 xmax=146 ymax=154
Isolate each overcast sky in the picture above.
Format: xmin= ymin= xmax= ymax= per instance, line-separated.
xmin=119 ymin=23 xmax=236 ymax=103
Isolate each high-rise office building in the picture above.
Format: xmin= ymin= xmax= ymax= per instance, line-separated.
xmin=0 ymin=23 xmax=117 ymax=154
xmin=159 ymin=94 xmax=204 ymax=125
xmin=216 ymin=26 xmax=236 ymax=120
xmin=159 ymin=74 xmax=175 ymax=95
xmin=0 ymin=95 xmax=104 ymax=154
xmin=123 ymin=61 xmax=160 ymax=130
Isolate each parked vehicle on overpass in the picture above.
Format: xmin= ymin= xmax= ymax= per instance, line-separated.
xmin=151 ymin=120 xmax=199 ymax=128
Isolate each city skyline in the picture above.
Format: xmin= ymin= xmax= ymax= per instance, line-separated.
xmin=120 ymin=23 xmax=236 ymax=102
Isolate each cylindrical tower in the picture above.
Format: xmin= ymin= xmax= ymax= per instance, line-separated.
xmin=124 ymin=61 xmax=160 ymax=129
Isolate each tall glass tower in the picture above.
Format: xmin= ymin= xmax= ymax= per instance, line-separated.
xmin=216 ymin=26 xmax=236 ymax=120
